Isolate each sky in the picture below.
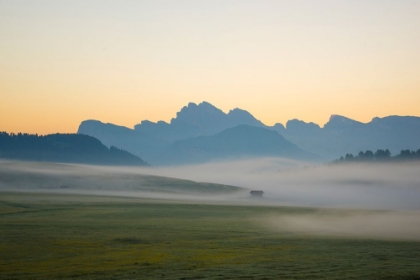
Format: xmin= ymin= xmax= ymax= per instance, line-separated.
xmin=1 ymin=0 xmax=419 ymax=134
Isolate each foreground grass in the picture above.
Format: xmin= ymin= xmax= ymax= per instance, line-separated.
xmin=0 ymin=192 xmax=419 ymax=279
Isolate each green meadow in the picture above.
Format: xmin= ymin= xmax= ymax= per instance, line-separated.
xmin=1 ymin=192 xmax=420 ymax=280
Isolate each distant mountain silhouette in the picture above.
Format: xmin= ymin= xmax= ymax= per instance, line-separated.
xmin=154 ymin=125 xmax=318 ymax=165
xmin=134 ymin=101 xmax=264 ymax=141
xmin=169 ymin=101 xmax=264 ymax=135
xmin=78 ymin=120 xmax=163 ymax=162
xmin=271 ymin=115 xmax=420 ymax=159
xmin=78 ymin=101 xmax=266 ymax=163
xmin=78 ymin=101 xmax=420 ymax=164
xmin=0 ymin=132 xmax=148 ymax=166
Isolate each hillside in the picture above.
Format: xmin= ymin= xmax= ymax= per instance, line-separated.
xmin=0 ymin=132 xmax=148 ymax=166
xmin=155 ymin=125 xmax=318 ymax=165
xmin=0 ymin=161 xmax=243 ymax=195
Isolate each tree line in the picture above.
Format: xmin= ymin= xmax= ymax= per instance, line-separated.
xmin=0 ymin=132 xmax=148 ymax=166
xmin=334 ymin=148 xmax=420 ymax=163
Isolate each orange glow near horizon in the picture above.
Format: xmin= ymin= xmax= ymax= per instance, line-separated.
xmin=1 ymin=1 xmax=419 ymax=135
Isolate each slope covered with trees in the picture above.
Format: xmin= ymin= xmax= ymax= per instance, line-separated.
xmin=334 ymin=149 xmax=420 ymax=163
xmin=0 ymin=132 xmax=148 ymax=166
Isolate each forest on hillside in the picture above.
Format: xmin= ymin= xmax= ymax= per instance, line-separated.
xmin=0 ymin=132 xmax=148 ymax=166
xmin=334 ymin=149 xmax=420 ymax=164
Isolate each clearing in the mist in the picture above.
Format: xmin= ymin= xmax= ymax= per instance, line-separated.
xmin=1 ymin=192 xmax=420 ymax=279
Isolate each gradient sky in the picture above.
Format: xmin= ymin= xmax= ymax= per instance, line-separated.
xmin=1 ymin=0 xmax=419 ymax=134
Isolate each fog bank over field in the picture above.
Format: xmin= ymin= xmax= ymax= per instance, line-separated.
xmin=0 ymin=160 xmax=245 ymax=201
xmin=1 ymin=158 xmax=419 ymax=210
xmin=260 ymin=211 xmax=420 ymax=241
xmin=2 ymin=159 xmax=420 ymax=241
xmin=147 ymin=158 xmax=420 ymax=210
xmin=149 ymin=158 xmax=420 ymax=240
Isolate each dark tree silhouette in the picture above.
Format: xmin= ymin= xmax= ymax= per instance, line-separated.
xmin=345 ymin=153 xmax=354 ymax=161
xmin=0 ymin=132 xmax=149 ymax=166
xmin=365 ymin=150 xmax=374 ymax=160
xmin=374 ymin=149 xmax=391 ymax=160
xmin=334 ymin=148 xmax=420 ymax=164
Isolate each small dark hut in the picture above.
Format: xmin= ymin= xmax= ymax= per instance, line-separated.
xmin=250 ymin=190 xmax=264 ymax=197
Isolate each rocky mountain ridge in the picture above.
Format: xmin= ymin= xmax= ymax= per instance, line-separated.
xmin=78 ymin=101 xmax=420 ymax=165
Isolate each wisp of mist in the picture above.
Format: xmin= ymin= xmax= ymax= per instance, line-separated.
xmin=149 ymin=158 xmax=420 ymax=210
xmin=148 ymin=158 xmax=420 ymax=240
xmin=5 ymin=158 xmax=418 ymax=210
xmin=2 ymin=158 xmax=420 ymax=240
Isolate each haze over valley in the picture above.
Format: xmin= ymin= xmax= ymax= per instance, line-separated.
xmin=2 ymin=100 xmax=420 ymax=210
xmin=1 ymin=1 xmax=420 ymax=279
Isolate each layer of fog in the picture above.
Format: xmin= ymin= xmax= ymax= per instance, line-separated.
xmin=259 ymin=211 xmax=420 ymax=241
xmin=0 ymin=160 xmax=248 ymax=203
xmin=1 ymin=158 xmax=420 ymax=210
xmin=2 ymin=159 xmax=420 ymax=241
xmin=144 ymin=158 xmax=420 ymax=210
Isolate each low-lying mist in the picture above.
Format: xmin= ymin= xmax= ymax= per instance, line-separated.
xmin=259 ymin=210 xmax=420 ymax=241
xmin=1 ymin=158 xmax=420 ymax=210
xmin=2 ymin=158 xmax=420 ymax=241
xmin=0 ymin=160 xmax=247 ymax=203
xmin=148 ymin=158 xmax=420 ymax=210
xmin=147 ymin=159 xmax=420 ymax=241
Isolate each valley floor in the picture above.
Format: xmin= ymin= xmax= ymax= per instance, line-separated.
xmin=1 ymin=192 xmax=420 ymax=279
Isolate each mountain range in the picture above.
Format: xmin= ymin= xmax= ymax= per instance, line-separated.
xmin=77 ymin=101 xmax=420 ymax=165
xmin=273 ymin=114 xmax=420 ymax=159
xmin=154 ymin=125 xmax=316 ymax=165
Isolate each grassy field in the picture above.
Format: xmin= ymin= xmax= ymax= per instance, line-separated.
xmin=1 ymin=192 xmax=420 ymax=280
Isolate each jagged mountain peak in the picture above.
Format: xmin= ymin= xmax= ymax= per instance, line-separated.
xmin=182 ymin=101 xmax=220 ymax=112
xmin=78 ymin=119 xmax=133 ymax=132
xmin=198 ymin=101 xmax=218 ymax=108
xmin=228 ymin=107 xmax=247 ymax=114
xmin=324 ymin=114 xmax=363 ymax=129
xmin=136 ymin=120 xmax=169 ymax=128
xmin=328 ymin=114 xmax=360 ymax=123
xmin=80 ymin=119 xmax=103 ymax=126
xmin=228 ymin=108 xmax=254 ymax=119
xmin=172 ymin=101 xmax=224 ymax=123
xmin=76 ymin=103 xmax=420 ymax=165
xmin=227 ymin=108 xmax=264 ymax=126
xmin=167 ymin=101 xmax=264 ymax=135
xmin=286 ymin=119 xmax=320 ymax=129
xmin=371 ymin=115 xmax=420 ymax=122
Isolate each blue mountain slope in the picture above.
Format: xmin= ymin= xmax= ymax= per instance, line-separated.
xmin=154 ymin=125 xmax=318 ymax=165
xmin=77 ymin=102 xmax=420 ymax=164
xmin=78 ymin=102 xmax=267 ymax=163
xmin=272 ymin=115 xmax=420 ymax=159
